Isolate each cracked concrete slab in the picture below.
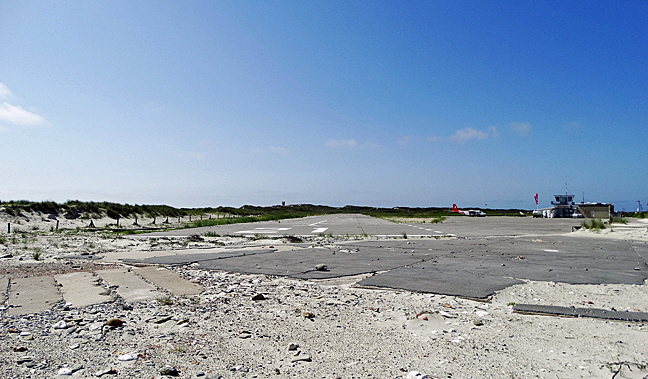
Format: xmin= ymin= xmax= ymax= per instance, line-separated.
xmin=133 ymin=266 xmax=203 ymax=296
xmin=54 ymin=271 xmax=112 ymax=308
xmin=7 ymin=276 xmax=62 ymax=316
xmin=96 ymin=268 xmax=164 ymax=303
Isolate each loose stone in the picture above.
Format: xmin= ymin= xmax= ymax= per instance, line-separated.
xmin=160 ymin=366 xmax=180 ymax=376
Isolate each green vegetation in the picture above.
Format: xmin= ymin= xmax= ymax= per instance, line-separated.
xmin=184 ymin=213 xmax=303 ymax=228
xmin=31 ymin=248 xmax=42 ymax=260
xmin=383 ymin=216 xmax=446 ymax=224
xmin=581 ymin=218 xmax=606 ymax=232
xmin=610 ymin=216 xmax=628 ymax=224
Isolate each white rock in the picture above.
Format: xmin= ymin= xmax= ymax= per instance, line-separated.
xmin=439 ymin=310 xmax=456 ymax=318
xmin=58 ymin=367 xmax=73 ymax=375
xmin=117 ymin=353 xmax=137 ymax=361
xmin=53 ymin=320 xmax=68 ymax=329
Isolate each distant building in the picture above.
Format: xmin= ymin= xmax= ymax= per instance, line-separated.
xmin=544 ymin=194 xmax=614 ymax=219
xmin=577 ymin=203 xmax=614 ymax=219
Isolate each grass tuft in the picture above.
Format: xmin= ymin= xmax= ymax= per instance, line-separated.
xmin=31 ymin=249 xmax=42 ymax=260
xmin=156 ymin=295 xmax=174 ymax=306
xmin=581 ymin=218 xmax=606 ymax=232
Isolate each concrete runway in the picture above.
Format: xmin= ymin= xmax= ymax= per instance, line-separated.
xmin=141 ymin=213 xmax=580 ymax=238
xmin=130 ymin=215 xmax=648 ymax=299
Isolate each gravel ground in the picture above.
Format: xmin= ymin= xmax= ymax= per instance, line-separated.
xmin=2 ymin=263 xmax=647 ymax=379
xmin=1 ymin=214 xmax=647 ymax=378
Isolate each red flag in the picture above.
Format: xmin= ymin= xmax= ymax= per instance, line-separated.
xmin=534 ymin=193 xmax=539 ymax=205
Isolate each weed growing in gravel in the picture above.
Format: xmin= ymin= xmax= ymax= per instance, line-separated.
xmin=156 ymin=295 xmax=174 ymax=306
xmin=32 ymin=249 xmax=42 ymax=260
xmin=401 ymin=232 xmax=408 ymax=239
xmin=203 ymin=231 xmax=220 ymax=237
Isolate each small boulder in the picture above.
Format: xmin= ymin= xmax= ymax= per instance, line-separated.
xmin=105 ymin=319 xmax=123 ymax=327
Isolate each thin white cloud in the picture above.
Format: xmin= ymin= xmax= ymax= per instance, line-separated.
xmin=510 ymin=122 xmax=531 ymax=137
xmin=0 ymin=83 xmax=48 ymax=127
xmin=0 ymin=83 xmax=13 ymax=100
xmin=0 ymin=102 xmax=48 ymax=126
xmin=427 ymin=135 xmax=442 ymax=142
xmin=448 ymin=127 xmax=489 ymax=143
xmin=326 ymin=139 xmax=359 ymax=149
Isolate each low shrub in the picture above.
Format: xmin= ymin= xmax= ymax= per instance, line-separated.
xmin=581 ymin=218 xmax=606 ymax=231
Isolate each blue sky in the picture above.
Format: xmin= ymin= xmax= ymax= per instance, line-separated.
xmin=1 ymin=1 xmax=647 ymax=210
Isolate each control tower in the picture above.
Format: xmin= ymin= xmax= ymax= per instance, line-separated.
xmin=551 ymin=194 xmax=577 ymax=218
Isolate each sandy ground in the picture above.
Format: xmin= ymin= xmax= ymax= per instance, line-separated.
xmin=0 ymin=213 xmax=647 ymax=378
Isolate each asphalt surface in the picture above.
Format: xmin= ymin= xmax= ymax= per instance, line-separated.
xmin=129 ymin=215 xmax=648 ymax=299
xmin=141 ymin=213 xmax=581 ymax=238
